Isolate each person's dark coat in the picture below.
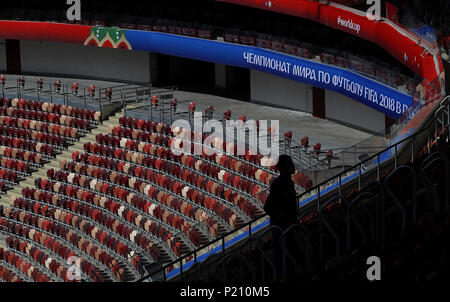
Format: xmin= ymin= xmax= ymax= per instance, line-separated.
xmin=263 ymin=173 xmax=297 ymax=230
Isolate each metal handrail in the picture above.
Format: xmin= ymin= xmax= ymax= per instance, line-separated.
xmin=318 ymin=195 xmax=342 ymax=261
xmin=138 ymin=95 xmax=449 ymax=282
xmin=2 ymin=76 xmax=446 ymax=281
xmin=420 ymin=156 xmax=450 ymax=214
xmin=384 ymin=165 xmax=417 ymax=229
xmin=346 ymin=192 xmax=376 ymax=251
xmin=280 ymin=224 xmax=311 ymax=276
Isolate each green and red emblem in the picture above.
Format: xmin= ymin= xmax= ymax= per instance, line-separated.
xmin=84 ymin=27 xmax=132 ymax=50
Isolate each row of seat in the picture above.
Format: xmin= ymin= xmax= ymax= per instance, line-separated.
xmin=68 ymin=17 xmax=216 ymax=40
xmin=0 ymin=124 xmax=69 ymax=147
xmin=0 ymin=96 xmax=136 ymax=281
xmin=0 ymin=157 xmax=31 ymax=174
xmin=0 ymin=117 xmax=81 ymax=139
xmin=116 ymin=117 xmax=172 ymax=135
xmin=132 ymin=21 xmax=216 ymax=40
xmin=202 ymin=146 xmax=450 ymax=282
xmin=53 ymin=161 xmax=211 ymax=246
xmin=0 ymin=90 xmax=294 ymax=281
xmin=84 ymin=142 xmax=262 ymax=210
xmin=320 ymin=53 xmax=409 ymax=88
xmin=1 ymin=98 xmax=101 ymax=122
xmin=5 ymin=224 xmax=105 ymax=282
xmin=0 ymin=97 xmax=102 ymax=186
xmin=82 ymin=8 xmax=413 ymax=89
xmin=0 ymin=109 xmax=92 ymax=132
xmin=293 ymin=172 xmax=314 ymax=191
xmin=12 ymin=189 xmax=160 ymax=261
xmin=0 ymin=99 xmax=99 ymax=176
xmin=0 ymin=146 xmax=44 ymax=167
xmin=0 ymin=169 xmax=19 ymax=184
xmin=104 ymin=129 xmax=274 ymax=187
xmin=93 ymin=134 xmax=270 ymax=199
xmin=0 ymin=180 xmax=6 ymax=193
xmin=1 ymin=203 xmax=127 ymax=281
xmin=35 ymin=173 xmax=181 ymax=255
xmin=0 ymin=135 xmax=55 ymax=157
xmin=79 ymin=146 xmax=254 ymax=224
xmin=0 ymin=260 xmax=24 ymax=282
xmin=222 ymin=31 xmax=414 ymax=91
xmin=0 ymin=214 xmax=107 ymax=282
xmin=91 ymin=128 xmax=270 ymax=234
xmin=118 ymin=116 xmax=277 ymax=173
xmin=63 ymin=156 xmax=233 ymax=237
xmin=6 ymin=235 xmax=72 ymax=281
xmin=0 ymin=247 xmax=50 ymax=282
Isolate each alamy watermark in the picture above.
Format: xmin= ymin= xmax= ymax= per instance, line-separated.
xmin=337 ymin=0 xmax=381 ymax=34
xmin=170 ymin=112 xmax=280 ymax=167
xmin=67 ymin=256 xmax=82 ymax=281
xmin=66 ymin=0 xmax=81 ymax=21
xmin=366 ymin=256 xmax=381 ymax=281
xmin=366 ymin=0 xmax=381 ymax=21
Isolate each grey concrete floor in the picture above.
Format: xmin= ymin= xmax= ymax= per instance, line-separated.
xmin=3 ymin=73 xmax=129 ymax=90
xmin=171 ymin=90 xmax=383 ymax=151
xmin=2 ymin=73 xmax=388 ymax=153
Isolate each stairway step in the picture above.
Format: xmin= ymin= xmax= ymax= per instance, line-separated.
xmin=13 ymin=192 xmax=28 ymax=200
xmin=57 ymin=154 xmax=75 ymax=159
xmin=110 ymin=113 xmax=123 ymax=118
xmin=95 ymin=123 xmax=110 ymax=128
xmin=0 ymin=115 xmax=120 ymax=227
xmin=56 ymin=149 xmax=76 ymax=156
xmin=22 ymin=181 xmax=36 ymax=188
xmin=0 ymin=201 xmax=10 ymax=207
xmin=33 ymin=172 xmax=48 ymax=178
xmin=94 ymin=124 xmax=111 ymax=129
xmin=7 ymin=186 xmax=23 ymax=193
xmin=0 ymin=118 xmax=107 ymax=210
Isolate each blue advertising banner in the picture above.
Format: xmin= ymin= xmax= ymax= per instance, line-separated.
xmin=412 ymin=25 xmax=437 ymax=46
xmin=126 ymin=30 xmax=412 ymax=118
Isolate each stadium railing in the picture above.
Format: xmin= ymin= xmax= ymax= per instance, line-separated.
xmin=138 ymin=93 xmax=449 ymax=282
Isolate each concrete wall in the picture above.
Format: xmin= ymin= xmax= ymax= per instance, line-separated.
xmin=250 ymin=69 xmax=385 ymax=133
xmin=20 ymin=40 xmax=151 ymax=84
xmin=215 ymin=63 xmax=227 ymax=90
xmin=15 ymin=40 xmax=386 ymax=132
xmin=325 ymin=90 xmax=385 ymax=133
xmin=0 ymin=39 xmax=6 ymax=72
xmin=250 ymin=69 xmax=312 ymax=112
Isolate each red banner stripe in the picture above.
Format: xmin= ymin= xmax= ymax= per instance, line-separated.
xmin=0 ymin=20 xmax=91 ymax=44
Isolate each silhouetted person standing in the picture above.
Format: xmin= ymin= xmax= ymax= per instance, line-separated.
xmin=264 ymin=155 xmax=298 ymax=230
xmin=263 ymin=155 xmax=298 ymax=280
